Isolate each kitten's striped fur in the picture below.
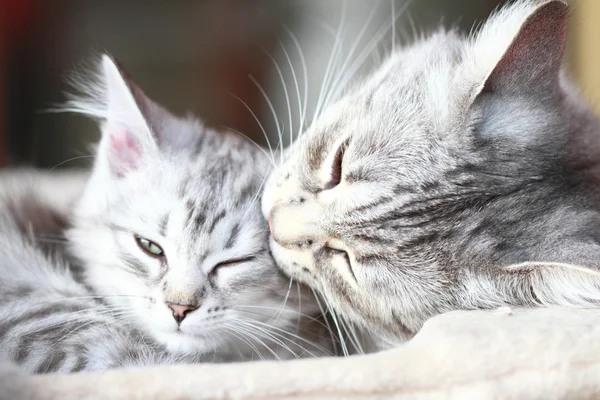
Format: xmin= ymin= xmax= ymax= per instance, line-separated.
xmin=0 ymin=56 xmax=332 ymax=373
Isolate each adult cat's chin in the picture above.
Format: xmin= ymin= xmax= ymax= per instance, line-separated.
xmin=268 ymin=238 xmax=322 ymax=290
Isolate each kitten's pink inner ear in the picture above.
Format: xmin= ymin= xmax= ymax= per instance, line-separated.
xmin=108 ymin=128 xmax=142 ymax=178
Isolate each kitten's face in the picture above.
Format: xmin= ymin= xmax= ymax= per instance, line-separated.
xmin=263 ymin=1 xmax=580 ymax=338
xmin=68 ymin=56 xmax=316 ymax=356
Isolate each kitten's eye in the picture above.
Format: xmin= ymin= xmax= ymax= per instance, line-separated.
xmin=213 ymin=256 xmax=256 ymax=272
xmin=324 ymin=139 xmax=349 ymax=190
xmin=134 ymin=235 xmax=164 ymax=258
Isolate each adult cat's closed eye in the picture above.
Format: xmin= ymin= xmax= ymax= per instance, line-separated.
xmin=263 ymin=0 xmax=600 ymax=343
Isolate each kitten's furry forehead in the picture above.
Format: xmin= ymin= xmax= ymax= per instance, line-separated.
xmin=64 ymin=55 xmax=326 ymax=358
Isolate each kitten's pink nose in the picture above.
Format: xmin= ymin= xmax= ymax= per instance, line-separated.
xmin=166 ymin=302 xmax=198 ymax=324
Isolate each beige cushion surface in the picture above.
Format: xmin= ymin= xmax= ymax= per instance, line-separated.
xmin=2 ymin=307 xmax=599 ymax=400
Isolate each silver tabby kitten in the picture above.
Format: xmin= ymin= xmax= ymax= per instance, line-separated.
xmin=0 ymin=55 xmax=329 ymax=373
xmin=263 ymin=0 xmax=600 ymax=344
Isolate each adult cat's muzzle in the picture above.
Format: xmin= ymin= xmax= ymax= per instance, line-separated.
xmin=268 ymin=203 xmax=326 ymax=249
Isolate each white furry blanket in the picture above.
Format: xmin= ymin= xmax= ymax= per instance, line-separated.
xmin=4 ymin=307 xmax=600 ymax=400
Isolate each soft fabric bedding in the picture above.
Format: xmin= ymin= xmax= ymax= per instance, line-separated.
xmin=2 ymin=307 xmax=599 ymax=400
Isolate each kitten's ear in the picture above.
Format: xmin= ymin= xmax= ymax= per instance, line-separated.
xmin=98 ymin=55 xmax=157 ymax=177
xmin=98 ymin=55 xmax=199 ymax=177
xmin=470 ymin=0 xmax=568 ymax=99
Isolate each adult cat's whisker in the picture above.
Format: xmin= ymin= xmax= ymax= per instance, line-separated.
xmin=270 ymin=275 xmax=295 ymax=324
xmin=314 ymin=1 xmax=347 ymax=120
xmin=295 ymin=281 xmax=303 ymax=331
xmin=340 ymin=316 xmax=364 ymax=355
xmin=322 ymin=295 xmax=349 ymax=356
xmin=221 ymin=126 xmax=276 ymax=168
xmin=327 ymin=0 xmax=414 ymax=107
xmin=310 ymin=287 xmax=339 ymax=355
xmin=247 ymin=75 xmax=284 ymax=164
xmin=229 ymin=93 xmax=276 ymax=165
xmin=241 ymin=171 xmax=271 ymax=221
xmin=323 ymin=3 xmax=380 ymax=111
xmin=260 ymin=45 xmax=294 ymax=147
xmin=278 ymin=28 xmax=306 ymax=143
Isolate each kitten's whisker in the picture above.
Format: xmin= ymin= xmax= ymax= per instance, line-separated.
xmin=234 ymin=319 xmax=299 ymax=359
xmin=232 ymin=305 xmax=329 ymax=328
xmin=229 ymin=93 xmax=276 ymax=165
xmin=37 ymin=294 xmax=152 ymax=305
xmin=49 ymin=155 xmax=95 ymax=172
xmin=236 ymin=316 xmax=333 ymax=357
xmin=222 ymin=324 xmax=265 ymax=361
xmin=229 ymin=323 xmax=281 ymax=361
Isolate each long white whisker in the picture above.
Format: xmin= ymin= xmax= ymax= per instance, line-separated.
xmin=236 ymin=316 xmax=332 ymax=357
xmin=311 ymin=288 xmax=338 ymax=355
xmin=49 ymin=155 xmax=95 ymax=172
xmin=282 ymin=26 xmax=309 ymax=141
xmin=261 ymin=46 xmax=293 ymax=148
xmin=222 ymin=126 xmax=275 ymax=168
xmin=235 ymin=319 xmax=299 ymax=359
xmin=314 ymin=0 xmax=348 ymax=120
xmin=328 ymin=0 xmax=414 ymax=105
xmin=248 ymin=75 xmax=283 ymax=164
xmin=322 ymin=295 xmax=349 ymax=356
xmin=323 ymin=3 xmax=380 ymax=110
xmin=229 ymin=93 xmax=275 ymax=165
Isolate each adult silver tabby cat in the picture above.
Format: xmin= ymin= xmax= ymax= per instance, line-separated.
xmin=0 ymin=55 xmax=329 ymax=373
xmin=263 ymin=0 xmax=600 ymax=343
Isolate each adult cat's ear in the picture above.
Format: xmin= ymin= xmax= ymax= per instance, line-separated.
xmin=496 ymin=261 xmax=600 ymax=307
xmin=469 ymin=0 xmax=568 ymax=100
xmin=98 ymin=55 xmax=199 ymax=177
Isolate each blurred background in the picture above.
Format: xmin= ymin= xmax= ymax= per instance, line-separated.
xmin=0 ymin=0 xmax=594 ymax=169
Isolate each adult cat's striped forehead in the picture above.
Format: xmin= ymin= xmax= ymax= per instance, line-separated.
xmin=263 ymin=0 xmax=600 ymax=342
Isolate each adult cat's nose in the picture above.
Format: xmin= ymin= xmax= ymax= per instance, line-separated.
xmin=166 ymin=302 xmax=198 ymax=324
xmin=269 ymin=205 xmax=325 ymax=249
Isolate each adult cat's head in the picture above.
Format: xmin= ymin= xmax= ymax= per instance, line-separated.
xmin=67 ymin=55 xmax=320 ymax=357
xmin=263 ymin=0 xmax=600 ymax=340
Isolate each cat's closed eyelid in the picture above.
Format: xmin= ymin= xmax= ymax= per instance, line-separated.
xmin=209 ymin=255 xmax=257 ymax=275
xmin=323 ymin=139 xmax=350 ymax=191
